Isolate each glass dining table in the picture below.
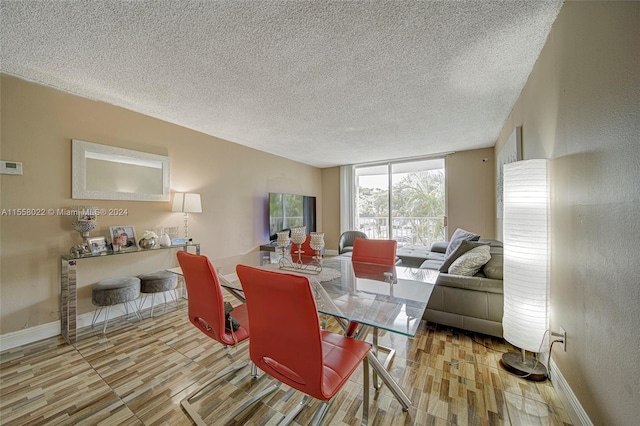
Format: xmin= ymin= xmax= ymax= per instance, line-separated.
xmin=216 ymin=255 xmax=439 ymax=411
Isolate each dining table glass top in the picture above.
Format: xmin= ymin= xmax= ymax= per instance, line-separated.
xmin=221 ymin=256 xmax=438 ymax=338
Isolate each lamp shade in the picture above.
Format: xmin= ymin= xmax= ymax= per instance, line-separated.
xmin=502 ymin=159 xmax=550 ymax=353
xmin=172 ymin=193 xmax=202 ymax=213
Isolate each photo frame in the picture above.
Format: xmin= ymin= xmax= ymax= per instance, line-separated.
xmin=87 ymin=236 xmax=108 ymax=255
xmin=109 ymin=225 xmax=138 ymax=250
xmin=496 ymin=126 xmax=523 ymax=218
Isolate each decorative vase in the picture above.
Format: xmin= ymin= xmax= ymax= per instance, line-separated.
xmin=310 ymin=232 xmax=325 ymax=255
xmin=72 ymin=218 xmax=97 ymax=242
xmin=276 ymin=231 xmax=290 ymax=247
xmin=159 ymin=233 xmax=172 ymax=247
xmin=290 ymin=226 xmax=307 ymax=245
xmin=139 ymin=238 xmax=157 ymax=249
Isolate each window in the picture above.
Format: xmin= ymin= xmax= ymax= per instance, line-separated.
xmin=342 ymin=158 xmax=446 ymax=248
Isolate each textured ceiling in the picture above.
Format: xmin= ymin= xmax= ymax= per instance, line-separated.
xmin=1 ymin=1 xmax=563 ymax=168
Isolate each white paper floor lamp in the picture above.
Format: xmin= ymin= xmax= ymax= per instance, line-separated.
xmin=172 ymin=193 xmax=202 ymax=240
xmin=501 ymin=159 xmax=550 ymax=381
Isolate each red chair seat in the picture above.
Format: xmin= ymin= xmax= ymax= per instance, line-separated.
xmin=227 ymin=303 xmax=250 ymax=341
xmin=320 ymin=330 xmax=371 ymax=400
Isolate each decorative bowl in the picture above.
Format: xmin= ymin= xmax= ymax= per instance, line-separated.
xmin=139 ymin=238 xmax=157 ymax=249
xmin=72 ymin=219 xmax=97 ymax=238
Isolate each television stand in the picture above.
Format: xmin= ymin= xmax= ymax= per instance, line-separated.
xmin=259 ymin=241 xmax=279 ymax=252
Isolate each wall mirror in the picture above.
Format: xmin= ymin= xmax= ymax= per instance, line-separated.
xmin=72 ymin=139 xmax=170 ymax=201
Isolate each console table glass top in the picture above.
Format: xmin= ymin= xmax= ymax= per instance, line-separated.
xmin=61 ymin=243 xmax=200 ymax=261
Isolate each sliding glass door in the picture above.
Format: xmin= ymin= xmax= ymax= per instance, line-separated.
xmin=354 ymin=158 xmax=445 ymax=248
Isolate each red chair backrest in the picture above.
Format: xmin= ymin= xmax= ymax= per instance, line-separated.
xmin=236 ymin=265 xmax=326 ymax=399
xmin=351 ymin=238 xmax=397 ymax=266
xmin=289 ymin=234 xmax=315 ymax=259
xmin=177 ymin=251 xmax=248 ymax=346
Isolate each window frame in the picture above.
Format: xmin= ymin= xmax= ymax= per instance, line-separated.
xmin=340 ymin=155 xmax=448 ymax=245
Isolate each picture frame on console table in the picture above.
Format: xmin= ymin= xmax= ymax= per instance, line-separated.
xmin=496 ymin=126 xmax=522 ymax=218
xmin=88 ymin=236 xmax=108 ymax=255
xmin=109 ymin=225 xmax=138 ymax=250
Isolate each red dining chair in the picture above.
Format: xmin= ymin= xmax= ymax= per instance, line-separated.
xmin=348 ymin=238 xmax=398 ymax=337
xmin=176 ymin=252 xmax=278 ymax=425
xmin=351 ymin=238 xmax=398 ymax=265
xmin=349 ymin=238 xmax=398 ymax=389
xmin=236 ymin=264 xmax=371 ymax=425
xmin=289 ymin=233 xmax=315 ymax=261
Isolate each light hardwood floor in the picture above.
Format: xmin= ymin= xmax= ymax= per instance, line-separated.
xmin=1 ymin=296 xmax=572 ymax=425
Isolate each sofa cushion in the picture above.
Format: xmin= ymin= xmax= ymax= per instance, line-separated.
xmin=479 ymin=239 xmax=504 ymax=280
xmin=448 ymin=245 xmax=491 ymax=276
xmin=419 ymin=259 xmax=443 ymax=270
xmin=439 ymin=240 xmax=487 ymax=273
xmin=482 ymin=254 xmax=503 ymax=280
xmin=430 ymin=241 xmax=448 ymax=254
xmin=426 ymin=252 xmax=446 ymax=262
xmin=445 ymin=228 xmax=481 ymax=257
xmin=396 ymin=245 xmax=444 ymax=268
xmin=396 ymin=245 xmax=430 ymax=259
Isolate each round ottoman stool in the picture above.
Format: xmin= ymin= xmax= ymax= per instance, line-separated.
xmin=138 ymin=270 xmax=178 ymax=317
xmin=91 ymin=277 xmax=141 ymax=334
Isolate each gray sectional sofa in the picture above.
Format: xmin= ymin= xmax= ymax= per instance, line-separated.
xmin=396 ymin=239 xmax=504 ymax=338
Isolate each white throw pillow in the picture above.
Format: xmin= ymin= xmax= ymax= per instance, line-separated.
xmin=447 ymin=245 xmax=491 ymax=276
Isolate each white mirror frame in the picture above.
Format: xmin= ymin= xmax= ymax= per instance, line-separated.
xmin=72 ymin=139 xmax=171 ymax=202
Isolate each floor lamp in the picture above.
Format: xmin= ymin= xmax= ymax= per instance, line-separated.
xmin=501 ymin=159 xmax=550 ymax=381
xmin=172 ymin=193 xmax=202 ymax=240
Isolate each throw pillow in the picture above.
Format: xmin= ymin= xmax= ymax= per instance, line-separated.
xmin=439 ymin=240 xmax=487 ymax=272
xmin=445 ymin=228 xmax=481 ymax=257
xmin=448 ymin=245 xmax=492 ymax=276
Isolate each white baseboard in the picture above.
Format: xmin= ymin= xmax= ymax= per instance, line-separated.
xmin=0 ymin=294 xmax=176 ymax=351
xmin=325 ymin=249 xmax=339 ymax=256
xmin=0 ymin=321 xmax=61 ymax=351
xmin=549 ymin=357 xmax=593 ymax=426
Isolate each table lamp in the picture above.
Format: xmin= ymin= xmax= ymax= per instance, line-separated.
xmin=172 ymin=193 xmax=202 ymax=240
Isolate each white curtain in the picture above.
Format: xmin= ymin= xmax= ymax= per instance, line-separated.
xmin=339 ymin=165 xmax=355 ymax=233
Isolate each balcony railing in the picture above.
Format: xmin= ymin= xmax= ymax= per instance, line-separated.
xmin=356 ymin=216 xmax=445 ymax=248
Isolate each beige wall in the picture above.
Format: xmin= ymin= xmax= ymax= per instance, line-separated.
xmin=0 ymin=75 xmax=322 ymax=334
xmin=445 ymin=148 xmax=495 ymax=239
xmin=493 ymin=2 xmax=639 ymax=424
xmin=321 ymin=166 xmax=341 ymax=251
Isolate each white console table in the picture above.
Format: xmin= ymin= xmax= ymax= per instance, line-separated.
xmin=60 ymin=243 xmax=200 ymax=346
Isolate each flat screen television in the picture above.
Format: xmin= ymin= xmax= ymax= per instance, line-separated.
xmin=268 ymin=192 xmax=316 ymax=241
